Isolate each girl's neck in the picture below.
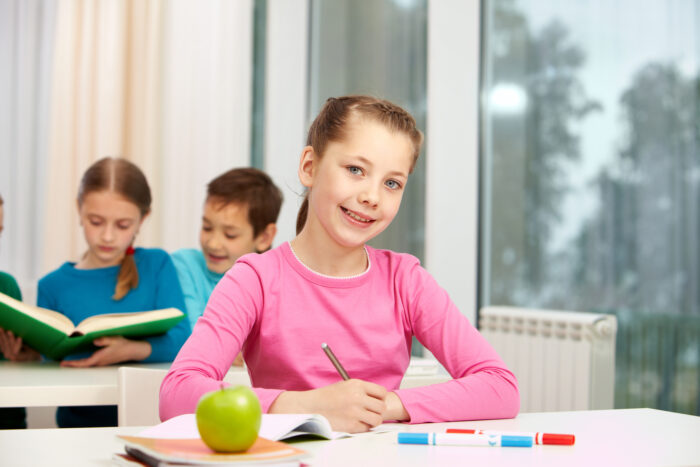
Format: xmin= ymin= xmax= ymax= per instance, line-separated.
xmin=75 ymin=251 xmax=123 ymax=270
xmin=290 ymin=232 xmax=368 ymax=278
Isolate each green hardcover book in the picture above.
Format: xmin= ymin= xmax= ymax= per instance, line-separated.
xmin=0 ymin=292 xmax=184 ymax=360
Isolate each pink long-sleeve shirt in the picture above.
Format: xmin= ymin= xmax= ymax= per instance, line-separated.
xmin=160 ymin=242 xmax=519 ymax=423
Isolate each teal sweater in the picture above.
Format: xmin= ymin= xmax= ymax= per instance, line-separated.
xmin=171 ymin=248 xmax=224 ymax=330
xmin=38 ymin=247 xmax=190 ymax=362
xmin=38 ymin=247 xmax=190 ymax=428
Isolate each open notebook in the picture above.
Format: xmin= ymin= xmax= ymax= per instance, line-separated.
xmin=138 ymin=413 xmax=350 ymax=441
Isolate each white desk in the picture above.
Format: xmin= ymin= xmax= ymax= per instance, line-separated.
xmin=0 ymin=359 xmax=446 ymax=408
xmin=0 ymin=361 xmax=176 ymax=407
xmin=1 ymin=409 xmax=698 ymax=466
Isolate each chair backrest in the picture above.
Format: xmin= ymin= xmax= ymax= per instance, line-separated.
xmin=117 ymin=366 xmax=252 ymax=426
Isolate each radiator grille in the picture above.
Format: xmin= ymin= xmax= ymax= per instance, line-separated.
xmin=479 ymin=306 xmax=617 ymax=413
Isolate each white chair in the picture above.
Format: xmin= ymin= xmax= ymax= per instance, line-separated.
xmin=399 ymin=356 xmax=451 ymax=388
xmin=117 ymin=366 xmax=252 ymax=426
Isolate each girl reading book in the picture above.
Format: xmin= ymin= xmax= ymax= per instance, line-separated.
xmin=160 ymin=96 xmax=519 ymax=432
xmin=2 ymin=157 xmax=190 ymax=428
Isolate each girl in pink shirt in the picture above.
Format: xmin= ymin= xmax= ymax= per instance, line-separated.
xmin=160 ymin=96 xmax=519 ymax=432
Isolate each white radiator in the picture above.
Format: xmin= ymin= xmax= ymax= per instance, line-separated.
xmin=479 ymin=306 xmax=617 ymax=413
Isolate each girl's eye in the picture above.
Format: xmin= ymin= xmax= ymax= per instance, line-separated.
xmin=117 ymin=223 xmax=132 ymax=230
xmin=89 ymin=220 xmax=102 ymax=226
xmin=386 ymin=179 xmax=402 ymax=190
xmin=202 ymin=226 xmax=212 ymax=232
xmin=225 ymin=235 xmax=238 ymax=240
xmin=348 ymin=166 xmax=363 ymax=175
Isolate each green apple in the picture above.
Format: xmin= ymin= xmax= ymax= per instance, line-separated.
xmin=195 ymin=385 xmax=262 ymax=452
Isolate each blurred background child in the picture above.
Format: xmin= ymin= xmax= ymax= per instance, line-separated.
xmin=171 ymin=167 xmax=282 ymax=337
xmin=3 ymin=157 xmax=191 ymax=428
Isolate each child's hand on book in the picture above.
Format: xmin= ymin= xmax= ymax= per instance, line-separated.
xmin=270 ymin=379 xmax=388 ymax=433
xmin=60 ymin=336 xmax=152 ymax=367
xmin=0 ymin=328 xmax=41 ymax=362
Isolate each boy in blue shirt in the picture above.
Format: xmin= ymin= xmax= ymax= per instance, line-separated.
xmin=172 ymin=168 xmax=282 ymax=361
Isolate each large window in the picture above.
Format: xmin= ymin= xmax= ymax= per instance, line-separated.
xmin=308 ymin=0 xmax=428 ymax=260
xmin=480 ymin=0 xmax=700 ymax=414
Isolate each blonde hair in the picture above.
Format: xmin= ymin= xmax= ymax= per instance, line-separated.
xmin=78 ymin=157 xmax=152 ymax=300
xmin=296 ymin=95 xmax=423 ymax=234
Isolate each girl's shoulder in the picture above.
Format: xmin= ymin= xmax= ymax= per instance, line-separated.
xmin=170 ymin=248 xmax=202 ymax=264
xmin=134 ymin=246 xmax=169 ymax=259
xmin=365 ymin=245 xmax=422 ymax=271
xmin=38 ymin=261 xmax=83 ymax=290
xmin=134 ymin=247 xmax=173 ymax=267
xmin=234 ymin=243 xmax=286 ymax=272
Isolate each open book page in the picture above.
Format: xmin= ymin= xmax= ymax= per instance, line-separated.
xmin=0 ymin=292 xmax=74 ymax=334
xmin=262 ymin=413 xmax=348 ymax=441
xmin=75 ymin=308 xmax=182 ymax=334
xmin=138 ymin=414 xmax=350 ymax=441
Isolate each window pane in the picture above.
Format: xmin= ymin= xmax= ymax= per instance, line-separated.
xmin=251 ymin=0 xmax=267 ymax=169
xmin=480 ymin=0 xmax=700 ymax=414
xmin=308 ymin=0 xmax=427 ymax=261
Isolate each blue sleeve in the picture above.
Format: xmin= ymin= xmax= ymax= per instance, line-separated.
xmin=171 ymin=251 xmax=202 ymax=331
xmin=143 ymin=253 xmax=191 ymax=362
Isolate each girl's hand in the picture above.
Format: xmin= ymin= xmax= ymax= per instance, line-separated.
xmin=60 ymin=336 xmax=152 ymax=367
xmin=269 ymin=379 xmax=388 ymax=433
xmin=0 ymin=329 xmax=41 ymax=362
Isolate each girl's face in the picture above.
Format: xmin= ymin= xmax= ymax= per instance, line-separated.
xmin=199 ymin=200 xmax=271 ymax=274
xmin=78 ymin=190 xmax=145 ymax=268
xmin=300 ymin=118 xmax=414 ymax=249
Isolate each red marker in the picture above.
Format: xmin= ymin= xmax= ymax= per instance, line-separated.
xmin=446 ymin=428 xmax=575 ymax=446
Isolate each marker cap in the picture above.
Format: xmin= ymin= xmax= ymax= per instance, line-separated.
xmin=541 ymin=433 xmax=575 ymax=445
xmin=397 ymin=433 xmax=429 ymax=445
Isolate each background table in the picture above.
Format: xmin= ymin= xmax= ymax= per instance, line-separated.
xmin=0 ymin=361 xmax=176 ymax=407
xmin=1 ymin=408 xmax=698 ymax=466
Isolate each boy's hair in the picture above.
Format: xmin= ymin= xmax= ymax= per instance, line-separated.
xmin=206 ymin=168 xmax=283 ymax=238
xmin=78 ymin=157 xmax=152 ymax=300
xmin=0 ymin=193 xmax=3 ymax=205
xmin=296 ymin=95 xmax=424 ymax=234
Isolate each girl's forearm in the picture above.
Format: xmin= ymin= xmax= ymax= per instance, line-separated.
xmin=128 ymin=340 xmax=152 ymax=361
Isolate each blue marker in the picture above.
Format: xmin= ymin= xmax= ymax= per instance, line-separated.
xmin=397 ymin=432 xmax=533 ymax=447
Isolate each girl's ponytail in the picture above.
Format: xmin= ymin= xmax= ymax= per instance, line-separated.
xmin=114 ymin=246 xmax=138 ymax=300
xmin=296 ymin=195 xmax=309 ymax=235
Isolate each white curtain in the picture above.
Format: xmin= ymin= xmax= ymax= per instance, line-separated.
xmin=158 ymin=0 xmax=253 ymax=252
xmin=0 ymin=0 xmax=253 ymax=300
xmin=0 ymin=0 xmax=57 ymax=304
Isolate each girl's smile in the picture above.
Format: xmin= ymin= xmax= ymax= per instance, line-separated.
xmin=340 ymin=206 xmax=375 ymax=226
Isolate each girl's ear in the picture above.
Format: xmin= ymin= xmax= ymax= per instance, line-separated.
xmin=298 ymin=146 xmax=316 ymax=188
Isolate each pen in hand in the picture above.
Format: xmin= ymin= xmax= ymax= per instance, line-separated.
xmin=321 ymin=342 xmax=350 ymax=380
